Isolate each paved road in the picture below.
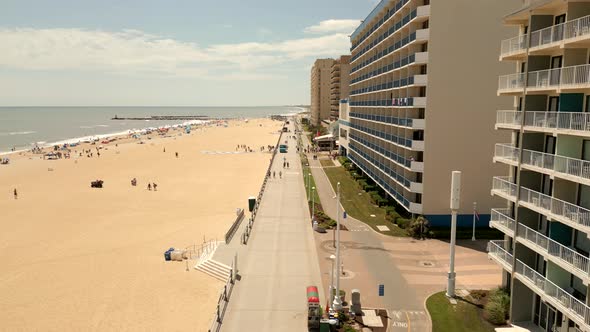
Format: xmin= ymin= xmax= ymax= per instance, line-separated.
xmin=301 ymin=133 xmax=429 ymax=331
xmin=219 ymin=121 xmax=324 ymax=332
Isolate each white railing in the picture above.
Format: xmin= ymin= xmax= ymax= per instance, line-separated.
xmin=517 ymin=223 xmax=590 ymax=277
xmin=530 ymin=23 xmax=564 ymax=49
xmin=560 ymin=64 xmax=590 ymax=88
xmin=527 ymin=68 xmax=561 ymax=89
xmin=564 ymin=14 xmax=590 ymax=40
xmin=519 ymin=186 xmax=590 ymax=229
xmin=487 ymin=240 xmax=513 ymax=269
xmin=494 ymin=143 xmax=519 ymax=163
xmin=522 ymin=149 xmax=590 ymax=182
xmin=490 ymin=208 xmax=516 ymax=235
xmin=492 ymin=176 xmax=517 ymax=199
xmin=500 ymin=34 xmax=528 ymax=57
xmin=498 ymin=72 xmax=525 ymax=91
xmin=524 ymin=111 xmax=590 ymax=133
xmin=496 ymin=110 xmax=522 ymax=127
xmin=496 ymin=111 xmax=590 ymax=134
xmin=515 ymin=260 xmax=590 ymax=327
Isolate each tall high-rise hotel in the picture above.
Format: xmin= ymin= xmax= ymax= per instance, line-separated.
xmin=343 ymin=0 xmax=516 ymax=222
xmin=487 ymin=0 xmax=590 ymax=330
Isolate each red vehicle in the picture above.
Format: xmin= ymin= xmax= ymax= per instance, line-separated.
xmin=307 ymin=286 xmax=320 ymax=329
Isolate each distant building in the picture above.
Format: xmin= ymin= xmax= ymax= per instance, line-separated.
xmin=330 ymin=56 xmax=351 ymax=122
xmin=344 ymin=0 xmax=517 ymax=222
xmin=310 ymin=58 xmax=335 ymax=126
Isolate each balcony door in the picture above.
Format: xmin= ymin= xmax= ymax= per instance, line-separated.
xmin=548 ymin=96 xmax=559 ymax=112
xmin=550 ymin=56 xmax=562 ymax=86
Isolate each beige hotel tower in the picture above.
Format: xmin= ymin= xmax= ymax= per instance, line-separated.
xmin=338 ymin=0 xmax=518 ymax=226
xmin=487 ymin=0 xmax=590 ymax=331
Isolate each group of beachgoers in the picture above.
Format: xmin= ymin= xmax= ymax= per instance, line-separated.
xmin=130 ymin=177 xmax=158 ymax=191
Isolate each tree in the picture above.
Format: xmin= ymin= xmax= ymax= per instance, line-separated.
xmin=408 ymin=216 xmax=430 ymax=239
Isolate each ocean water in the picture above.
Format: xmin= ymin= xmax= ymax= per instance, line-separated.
xmin=0 ymin=106 xmax=300 ymax=153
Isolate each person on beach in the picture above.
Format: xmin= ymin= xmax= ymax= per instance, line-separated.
xmin=175 ymin=152 xmax=179 ymax=158
xmin=279 ymin=171 xmax=282 ymax=179
xmin=163 ymin=147 xmax=166 ymax=153
xmin=153 ymin=183 xmax=158 ymax=191
xmin=147 ymin=183 xmax=152 ymax=191
xmin=287 ymin=162 xmax=290 ymax=168
xmin=273 ymin=171 xmax=276 ymax=179
xmin=13 ymin=188 xmax=17 ymax=199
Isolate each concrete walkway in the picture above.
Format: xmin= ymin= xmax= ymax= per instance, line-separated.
xmin=301 ymin=132 xmax=502 ymax=332
xmin=218 ymin=121 xmax=324 ymax=332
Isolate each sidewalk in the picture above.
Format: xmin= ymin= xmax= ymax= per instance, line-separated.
xmin=218 ymin=122 xmax=324 ymax=332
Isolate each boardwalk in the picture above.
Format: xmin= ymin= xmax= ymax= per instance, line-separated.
xmin=218 ymin=121 xmax=324 ymax=331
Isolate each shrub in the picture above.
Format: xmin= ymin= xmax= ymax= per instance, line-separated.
xmin=357 ymin=179 xmax=368 ymax=188
xmin=484 ymin=287 xmax=510 ymax=325
xmin=396 ymin=217 xmax=411 ymax=229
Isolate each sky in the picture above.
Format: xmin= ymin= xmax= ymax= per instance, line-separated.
xmin=0 ymin=0 xmax=380 ymax=106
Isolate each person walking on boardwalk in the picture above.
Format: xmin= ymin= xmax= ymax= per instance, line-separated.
xmin=13 ymin=188 xmax=17 ymax=199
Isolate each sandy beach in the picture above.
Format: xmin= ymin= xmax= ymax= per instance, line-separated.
xmin=0 ymin=118 xmax=282 ymax=331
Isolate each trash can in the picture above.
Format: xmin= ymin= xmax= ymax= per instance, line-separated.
xmin=319 ymin=319 xmax=330 ymax=332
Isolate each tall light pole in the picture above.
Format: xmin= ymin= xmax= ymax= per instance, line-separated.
xmin=329 ymin=254 xmax=336 ymax=303
xmin=333 ymin=182 xmax=342 ymax=310
xmin=447 ymin=171 xmax=461 ymax=298
xmin=312 ymin=187 xmax=316 ymax=219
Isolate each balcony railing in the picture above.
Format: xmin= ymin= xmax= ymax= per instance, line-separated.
xmin=519 ymin=186 xmax=590 ymax=230
xmin=515 ymin=260 xmax=590 ymax=327
xmin=490 ymin=208 xmax=515 ymax=236
xmin=500 ymin=34 xmax=528 ymax=58
xmin=564 ymin=14 xmax=590 ymax=41
xmin=517 ymin=223 xmax=590 ymax=278
xmin=494 ymin=144 xmax=519 ymax=163
xmin=496 ymin=111 xmax=590 ymax=134
xmin=492 ymin=176 xmax=517 ymax=200
xmin=521 ymin=149 xmax=590 ymax=183
xmin=487 ymin=240 xmax=513 ymax=270
xmin=498 ymin=73 xmax=525 ymax=91
xmin=530 ymin=23 xmax=564 ymax=49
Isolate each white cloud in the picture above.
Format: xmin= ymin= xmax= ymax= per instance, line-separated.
xmin=303 ymin=19 xmax=361 ymax=35
xmin=0 ymin=27 xmax=350 ymax=79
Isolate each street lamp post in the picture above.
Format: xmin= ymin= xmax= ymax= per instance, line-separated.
xmin=329 ymin=254 xmax=336 ymax=304
xmin=333 ymin=182 xmax=342 ymax=310
xmin=447 ymin=171 xmax=461 ymax=298
xmin=472 ymin=202 xmax=477 ymax=241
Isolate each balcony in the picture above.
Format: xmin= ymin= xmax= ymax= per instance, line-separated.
xmin=487 ymin=240 xmax=513 ymax=271
xmin=529 ymin=23 xmax=564 ymax=53
xmin=519 ymin=186 xmax=590 ymax=233
xmin=409 ymin=202 xmax=422 ymax=214
xmin=514 ymin=260 xmax=590 ymax=329
xmin=410 ymin=160 xmax=424 ymax=172
xmin=516 ymin=223 xmax=590 ymax=282
xmin=522 ymin=149 xmax=590 ymax=187
xmin=498 ymin=64 xmax=590 ymax=95
xmin=489 ymin=208 xmax=515 ymax=237
xmin=493 ymin=143 xmax=519 ymax=167
xmin=496 ymin=111 xmax=590 ymax=137
xmin=491 ymin=176 xmax=517 ymax=202
xmin=499 ymin=34 xmax=527 ymax=61
xmin=497 ymin=73 xmax=524 ymax=94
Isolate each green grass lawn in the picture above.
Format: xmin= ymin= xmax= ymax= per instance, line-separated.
xmin=300 ymin=154 xmax=321 ymax=205
xmin=323 ymin=166 xmax=407 ymax=237
xmin=319 ymin=159 xmax=335 ymax=167
xmin=427 ymin=292 xmax=496 ymax=332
